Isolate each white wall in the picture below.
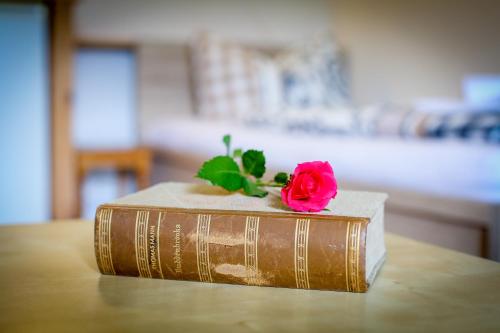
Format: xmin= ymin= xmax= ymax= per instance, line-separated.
xmin=75 ymin=0 xmax=332 ymax=46
xmin=76 ymin=0 xmax=500 ymax=106
xmin=331 ymin=0 xmax=500 ymax=105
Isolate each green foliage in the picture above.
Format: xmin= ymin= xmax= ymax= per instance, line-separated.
xmin=232 ymin=148 xmax=243 ymax=158
xmin=196 ymin=135 xmax=279 ymax=197
xmin=222 ymin=134 xmax=231 ymax=156
xmin=242 ymin=149 xmax=266 ymax=178
xmin=197 ymin=156 xmax=243 ymax=191
xmin=273 ymin=172 xmax=289 ymax=185
xmin=242 ymin=178 xmax=268 ymax=197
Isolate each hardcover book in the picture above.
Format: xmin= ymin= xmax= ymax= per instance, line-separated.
xmin=94 ymin=182 xmax=387 ymax=292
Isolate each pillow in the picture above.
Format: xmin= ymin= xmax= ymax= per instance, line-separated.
xmin=191 ymin=33 xmax=262 ymax=119
xmin=281 ymin=107 xmax=356 ymax=135
xmin=358 ymin=103 xmax=500 ymax=143
xmin=190 ymin=32 xmax=349 ymax=121
xmin=358 ymin=103 xmax=428 ymax=138
xmin=422 ymin=111 xmax=500 ymax=143
xmin=254 ymin=56 xmax=282 ymax=115
xmin=276 ymin=32 xmax=349 ymax=109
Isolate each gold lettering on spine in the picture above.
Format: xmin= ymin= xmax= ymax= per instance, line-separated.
xmin=172 ymin=224 xmax=182 ymax=273
xmin=196 ymin=214 xmax=212 ymax=282
xmin=345 ymin=222 xmax=350 ymax=291
xmin=345 ymin=222 xmax=362 ymax=292
xmin=244 ymin=216 xmax=260 ymax=285
xmin=98 ymin=208 xmax=115 ymax=274
xmin=156 ymin=211 xmax=164 ymax=279
xmin=294 ymin=218 xmax=310 ymax=289
xmin=135 ymin=210 xmax=152 ymax=278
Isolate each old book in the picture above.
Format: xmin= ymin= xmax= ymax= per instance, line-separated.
xmin=95 ymin=182 xmax=387 ymax=292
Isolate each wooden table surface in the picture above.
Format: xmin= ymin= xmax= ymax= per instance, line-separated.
xmin=0 ymin=221 xmax=499 ymax=333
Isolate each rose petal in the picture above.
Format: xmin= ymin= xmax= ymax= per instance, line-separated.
xmin=281 ymin=161 xmax=337 ymax=212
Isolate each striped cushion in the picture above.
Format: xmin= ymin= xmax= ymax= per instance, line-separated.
xmin=191 ymin=33 xmax=261 ymax=119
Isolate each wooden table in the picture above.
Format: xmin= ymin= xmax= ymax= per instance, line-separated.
xmin=1 ymin=221 xmax=499 ymax=332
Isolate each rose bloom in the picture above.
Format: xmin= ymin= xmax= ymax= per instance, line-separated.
xmin=281 ymin=161 xmax=337 ymax=212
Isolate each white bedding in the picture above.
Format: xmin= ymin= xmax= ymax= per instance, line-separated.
xmin=143 ymin=116 xmax=500 ymax=203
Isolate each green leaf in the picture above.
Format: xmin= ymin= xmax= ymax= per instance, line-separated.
xmin=197 ymin=156 xmax=243 ymax=191
xmin=222 ymin=134 xmax=231 ymax=156
xmin=273 ymin=172 xmax=289 ymax=185
xmin=242 ymin=150 xmax=266 ymax=178
xmin=232 ymin=148 xmax=243 ymax=158
xmin=242 ymin=178 xmax=268 ymax=198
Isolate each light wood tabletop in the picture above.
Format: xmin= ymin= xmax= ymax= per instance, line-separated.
xmin=0 ymin=221 xmax=499 ymax=332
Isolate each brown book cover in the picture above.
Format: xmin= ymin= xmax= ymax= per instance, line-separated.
xmin=95 ymin=182 xmax=387 ymax=292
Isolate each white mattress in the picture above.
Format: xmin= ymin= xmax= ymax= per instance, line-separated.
xmin=143 ymin=116 xmax=500 ymax=203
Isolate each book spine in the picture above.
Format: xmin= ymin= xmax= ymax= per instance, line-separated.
xmin=94 ymin=205 xmax=369 ymax=292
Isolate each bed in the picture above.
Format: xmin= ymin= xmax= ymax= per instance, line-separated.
xmin=143 ymin=115 xmax=500 ymax=260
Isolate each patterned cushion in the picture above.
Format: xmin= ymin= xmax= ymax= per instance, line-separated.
xmin=281 ymin=107 xmax=356 ymax=135
xmin=423 ymin=111 xmax=500 ymax=143
xmin=358 ymin=104 xmax=414 ymax=137
xmin=276 ymin=32 xmax=349 ymax=109
xmin=241 ymin=106 xmax=357 ymax=136
xmin=191 ymin=32 xmax=349 ymax=119
xmin=358 ymin=103 xmax=500 ymax=143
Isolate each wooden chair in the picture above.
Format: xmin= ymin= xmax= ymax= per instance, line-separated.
xmin=76 ymin=147 xmax=152 ymax=217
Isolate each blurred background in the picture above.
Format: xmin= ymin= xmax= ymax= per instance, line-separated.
xmin=1 ymin=0 xmax=499 ymax=259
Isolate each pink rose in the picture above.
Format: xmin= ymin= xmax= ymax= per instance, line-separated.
xmin=281 ymin=161 xmax=337 ymax=212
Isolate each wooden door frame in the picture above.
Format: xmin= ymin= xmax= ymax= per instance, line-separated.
xmin=48 ymin=0 xmax=78 ymax=219
xmin=48 ymin=0 xmax=139 ymax=219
